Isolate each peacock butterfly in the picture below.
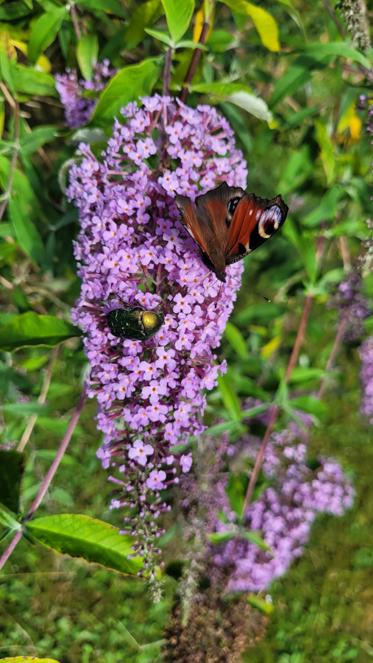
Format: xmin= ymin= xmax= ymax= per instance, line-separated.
xmin=175 ymin=182 xmax=288 ymax=282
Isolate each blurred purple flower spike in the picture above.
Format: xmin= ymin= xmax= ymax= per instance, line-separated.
xmin=360 ymin=337 xmax=373 ymax=424
xmin=212 ymin=422 xmax=354 ymax=593
xmin=56 ymin=60 xmax=115 ymax=128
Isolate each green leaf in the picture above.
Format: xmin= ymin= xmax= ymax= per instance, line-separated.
xmin=290 ymin=395 xmax=327 ymax=418
xmin=161 ymin=0 xmax=195 ymax=42
xmin=303 ymin=41 xmax=372 ymax=70
xmin=277 ymin=145 xmax=313 ymax=195
xmin=219 ymin=0 xmax=280 ymax=51
xmin=235 ymin=302 xmax=282 ymax=325
xmin=20 ymin=126 xmax=57 ymax=156
xmin=0 ymin=313 xmax=81 ymax=351
xmin=282 ymin=219 xmax=318 ymax=283
xmin=0 ymin=449 xmax=24 ymax=513
xmin=8 ymin=196 xmax=46 ymax=266
xmin=77 ymin=0 xmax=126 ymax=17
xmin=226 ymin=471 xmax=247 ymax=516
xmin=270 ymin=60 xmax=315 ymax=107
xmin=217 ymin=373 xmax=242 ymax=421
xmin=10 ymin=62 xmax=57 ymax=97
xmin=303 ymin=187 xmax=344 ymax=227
xmin=27 ymin=514 xmax=143 ymax=575
xmin=0 ymin=45 xmax=15 ymax=95
xmin=0 ymin=155 xmax=47 ymax=266
xmin=226 ymin=90 xmax=272 ymax=121
xmin=192 ymin=82 xmax=272 ymax=121
xmin=207 ymin=29 xmax=236 ymax=53
xmin=91 ymin=59 xmax=161 ymax=123
xmin=1 ymin=402 xmax=48 ymax=415
xmin=123 ymin=0 xmax=163 ymax=49
xmin=0 ymin=658 xmax=61 ymax=662
xmin=289 ymin=367 xmax=325 ymax=384
xmin=77 ymin=33 xmax=99 ymax=81
xmin=208 ymin=530 xmax=236 ymax=545
xmin=0 ymin=503 xmax=21 ymax=533
xmin=144 ymin=28 xmax=173 ymax=46
xmin=225 ymin=322 xmax=249 ymax=359
xmin=247 ymin=594 xmax=274 ymax=615
xmin=315 ymin=120 xmax=335 ymax=185
xmin=0 ymin=2 xmax=34 ymax=20
xmin=241 ymin=530 xmax=271 ymax=551
xmin=28 ymin=8 xmax=67 ymax=63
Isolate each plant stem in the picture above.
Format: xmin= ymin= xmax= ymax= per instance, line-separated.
xmin=180 ymin=22 xmax=210 ymax=103
xmin=70 ymin=4 xmax=82 ymax=40
xmin=0 ymin=390 xmax=86 ymax=570
xmin=242 ymin=295 xmax=314 ymax=515
xmin=317 ymin=313 xmax=348 ymax=399
xmin=163 ymin=47 xmax=174 ymax=96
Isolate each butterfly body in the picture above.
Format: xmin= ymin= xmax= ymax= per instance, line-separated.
xmin=176 ymin=182 xmax=288 ymax=282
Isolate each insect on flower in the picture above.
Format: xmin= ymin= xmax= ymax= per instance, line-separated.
xmin=106 ymin=307 xmax=164 ymax=341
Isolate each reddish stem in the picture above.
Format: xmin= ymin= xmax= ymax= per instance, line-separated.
xmin=0 ymin=390 xmax=86 ymax=570
xmin=180 ymin=22 xmax=210 ymax=103
xmin=241 ymin=295 xmax=314 ymax=515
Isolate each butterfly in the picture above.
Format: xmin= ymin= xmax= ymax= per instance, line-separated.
xmin=175 ymin=182 xmax=288 ymax=282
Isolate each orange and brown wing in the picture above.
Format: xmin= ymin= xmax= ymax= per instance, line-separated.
xmin=225 ymin=193 xmax=288 ymax=264
xmin=176 ymin=183 xmax=244 ymax=280
xmin=175 ymin=195 xmax=210 ymax=255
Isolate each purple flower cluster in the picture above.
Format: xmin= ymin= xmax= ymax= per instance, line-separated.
xmin=212 ymin=422 xmax=354 ymax=593
xmin=56 ymin=60 xmax=115 ymax=128
xmin=359 ymin=337 xmax=373 ymax=424
xmin=68 ymin=95 xmax=247 ymax=562
xmin=335 ymin=272 xmax=369 ymax=341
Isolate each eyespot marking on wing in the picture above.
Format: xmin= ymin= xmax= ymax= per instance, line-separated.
xmin=258 ymin=205 xmax=283 ymax=238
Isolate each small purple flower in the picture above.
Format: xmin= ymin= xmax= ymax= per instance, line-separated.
xmin=359 ymin=336 xmax=373 ymax=424
xmin=335 ymin=272 xmax=369 ymax=341
xmin=128 ymin=439 xmax=154 ymax=467
xmin=180 ymin=453 xmax=193 ymax=473
xmin=211 ymin=419 xmax=354 ymax=593
xmin=146 ymin=469 xmax=167 ymax=490
xmin=56 ymin=60 xmax=116 ymax=128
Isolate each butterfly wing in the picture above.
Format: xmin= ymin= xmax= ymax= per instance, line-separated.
xmin=176 ymin=183 xmax=245 ymax=281
xmin=225 ymin=193 xmax=288 ymax=264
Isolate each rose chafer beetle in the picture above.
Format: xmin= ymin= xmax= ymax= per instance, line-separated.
xmin=106 ymin=307 xmax=164 ymax=341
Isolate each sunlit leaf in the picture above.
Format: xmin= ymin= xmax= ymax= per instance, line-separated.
xmin=77 ymin=33 xmax=99 ymax=81
xmin=28 ymin=8 xmax=67 ymax=63
xmin=27 ymin=514 xmax=143 ymax=575
xmin=0 ymin=658 xmax=61 ymax=662
xmin=192 ymin=82 xmax=272 ymax=121
xmin=247 ymin=594 xmax=274 ymax=614
xmin=315 ymin=120 xmax=335 ymax=185
xmin=225 ymin=322 xmax=249 ymax=359
xmin=91 ymin=59 xmax=161 ymax=123
xmin=219 ymin=0 xmax=280 ymax=51
xmin=218 ymin=373 xmax=242 ymax=421
xmin=303 ymin=41 xmax=371 ymax=69
xmin=161 ymin=0 xmax=195 ymax=42
xmin=0 ymin=313 xmax=81 ymax=351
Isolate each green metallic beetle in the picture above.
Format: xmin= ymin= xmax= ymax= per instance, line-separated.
xmin=106 ymin=307 xmax=164 ymax=341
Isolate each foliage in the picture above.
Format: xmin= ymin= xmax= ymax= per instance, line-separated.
xmin=0 ymin=0 xmax=371 ymax=660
